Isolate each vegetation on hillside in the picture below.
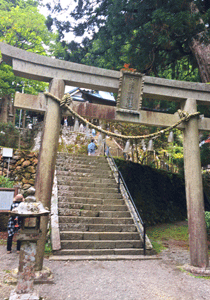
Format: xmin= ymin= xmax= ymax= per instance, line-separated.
xmin=115 ymin=158 xmax=187 ymax=225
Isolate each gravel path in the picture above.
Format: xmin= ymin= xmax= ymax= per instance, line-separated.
xmin=1 ymin=245 xmax=210 ymax=300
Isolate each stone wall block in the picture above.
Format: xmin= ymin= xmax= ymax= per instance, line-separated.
xmin=22 ymin=160 xmax=31 ymax=168
xmin=28 ymin=179 xmax=35 ymax=185
xmin=16 ymin=160 xmax=23 ymax=166
xmin=16 ymin=166 xmax=22 ymax=172
xmin=23 ymin=184 xmax=31 ymax=190
xmin=24 ymin=173 xmax=31 ymax=180
xmin=26 ymin=166 xmax=36 ymax=174
xmin=32 ymin=158 xmax=38 ymax=165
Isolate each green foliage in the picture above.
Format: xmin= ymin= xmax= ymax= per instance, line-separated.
xmin=66 ymin=144 xmax=74 ymax=154
xmin=205 ymin=211 xmax=210 ymax=234
xmin=0 ymin=122 xmax=19 ymax=148
xmin=47 ymin=0 xmax=209 ymax=83
xmin=0 ymin=0 xmax=51 ymax=52
xmin=0 ymin=0 xmax=55 ymax=104
xmin=115 ymin=158 xmax=187 ymax=225
xmin=76 ymin=145 xmax=88 ymax=154
xmin=44 ymin=241 xmax=52 ymax=255
xmin=0 ymin=175 xmax=14 ymax=188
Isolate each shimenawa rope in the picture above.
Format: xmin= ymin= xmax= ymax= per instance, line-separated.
xmin=44 ymin=92 xmax=200 ymax=141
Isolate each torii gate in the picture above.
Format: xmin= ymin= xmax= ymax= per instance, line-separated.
xmin=1 ymin=42 xmax=210 ymax=270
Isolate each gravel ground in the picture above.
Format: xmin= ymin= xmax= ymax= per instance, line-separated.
xmin=1 ymin=245 xmax=210 ymax=300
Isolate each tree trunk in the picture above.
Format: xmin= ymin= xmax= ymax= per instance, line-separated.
xmin=0 ymin=95 xmax=9 ymax=123
xmin=190 ymin=39 xmax=210 ymax=83
xmin=189 ymin=2 xmax=210 ymax=83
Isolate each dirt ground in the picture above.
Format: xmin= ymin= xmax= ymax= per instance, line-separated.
xmin=1 ymin=239 xmax=210 ymax=300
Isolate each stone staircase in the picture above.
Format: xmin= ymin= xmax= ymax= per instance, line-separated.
xmin=51 ymin=153 xmax=153 ymax=259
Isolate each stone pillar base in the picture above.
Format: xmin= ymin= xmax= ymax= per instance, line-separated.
xmin=9 ymin=290 xmax=39 ymax=300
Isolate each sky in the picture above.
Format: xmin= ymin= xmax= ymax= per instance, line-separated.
xmin=37 ymin=0 xmax=111 ymax=96
xmin=38 ymin=0 xmax=84 ymax=43
xmin=38 ymin=0 xmax=89 ymax=92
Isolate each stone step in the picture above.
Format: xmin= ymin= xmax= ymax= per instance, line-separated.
xmin=57 ymin=180 xmax=117 ymax=189
xmin=56 ymin=167 xmax=112 ymax=175
xmin=56 ymin=170 xmax=113 ymax=177
xmin=58 ymin=185 xmax=118 ymax=194
xmin=53 ymin=152 xmax=147 ymax=258
xmin=57 ymin=176 xmax=115 ymax=185
xmin=58 ymin=209 xmax=131 ymax=218
xmin=61 ymin=239 xmax=142 ymax=249
xmin=49 ymin=254 xmax=157 ymax=261
xmin=60 ymin=231 xmax=139 ymax=240
xmin=56 ymin=161 xmax=110 ymax=169
xmin=57 ymin=191 xmax=123 ymax=199
xmin=57 ymin=153 xmax=106 ymax=162
xmin=56 ymin=165 xmax=111 ymax=172
xmin=59 ymin=216 xmax=134 ymax=225
xmin=53 ymin=248 xmax=145 ymax=256
xmin=58 ymin=203 xmax=127 ymax=211
xmin=59 ymin=223 xmax=137 ymax=232
xmin=58 ymin=198 xmax=125 ymax=206
xmin=57 ymin=154 xmax=106 ymax=162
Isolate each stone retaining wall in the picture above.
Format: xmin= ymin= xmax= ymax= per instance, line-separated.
xmin=0 ymin=150 xmax=38 ymax=193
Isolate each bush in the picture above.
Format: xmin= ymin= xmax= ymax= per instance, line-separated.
xmin=114 ymin=158 xmax=187 ymax=225
xmin=0 ymin=122 xmax=19 ymax=148
xmin=205 ymin=211 xmax=210 ymax=235
xmin=0 ymin=176 xmax=15 ymax=188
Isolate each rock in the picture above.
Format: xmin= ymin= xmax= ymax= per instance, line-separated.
xmin=25 ymin=165 xmax=36 ymax=174
xmin=16 ymin=166 xmax=22 ymax=171
xmin=28 ymin=152 xmax=36 ymax=158
xmin=25 ymin=195 xmax=36 ymax=202
xmin=28 ymin=178 xmax=35 ymax=185
xmin=22 ymin=178 xmax=29 ymax=184
xmin=24 ymin=186 xmax=36 ymax=196
xmin=22 ymin=160 xmax=31 ymax=167
xmin=32 ymin=158 xmax=38 ymax=165
xmin=23 ymin=184 xmax=31 ymax=190
xmin=13 ymin=155 xmax=21 ymax=160
xmin=16 ymin=160 xmax=22 ymax=166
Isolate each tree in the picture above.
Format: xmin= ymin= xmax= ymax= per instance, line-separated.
xmin=0 ymin=0 xmax=55 ymax=123
xmin=46 ymin=0 xmax=210 ymax=82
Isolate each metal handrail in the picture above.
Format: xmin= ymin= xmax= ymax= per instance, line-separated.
xmin=104 ymin=143 xmax=146 ymax=255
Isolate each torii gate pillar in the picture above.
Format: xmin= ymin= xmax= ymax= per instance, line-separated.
xmin=35 ymin=78 xmax=65 ymax=270
xmin=182 ymin=98 xmax=209 ymax=268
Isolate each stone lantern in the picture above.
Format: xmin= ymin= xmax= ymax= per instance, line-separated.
xmin=9 ymin=202 xmax=49 ymax=300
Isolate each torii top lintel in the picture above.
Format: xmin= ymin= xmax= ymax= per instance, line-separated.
xmin=1 ymin=42 xmax=210 ymax=104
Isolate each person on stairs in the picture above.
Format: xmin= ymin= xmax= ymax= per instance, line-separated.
xmin=7 ymin=194 xmax=24 ymax=254
xmin=88 ymin=139 xmax=97 ymax=156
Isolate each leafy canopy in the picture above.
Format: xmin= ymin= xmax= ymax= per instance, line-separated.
xmin=46 ymin=0 xmax=210 ymax=82
xmin=0 ymin=0 xmax=56 ymax=98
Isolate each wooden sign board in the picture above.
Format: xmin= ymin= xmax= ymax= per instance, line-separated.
xmin=0 ymin=187 xmax=18 ymax=211
xmin=116 ymin=71 xmax=144 ymax=114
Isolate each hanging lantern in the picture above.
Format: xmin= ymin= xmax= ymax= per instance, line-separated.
xmin=168 ymin=131 xmax=174 ymax=143
xmin=123 ymin=140 xmax=130 ymax=153
xmin=98 ymin=133 xmax=102 ymax=146
xmin=79 ymin=123 xmax=84 ymax=132
xmin=141 ymin=139 xmax=146 ymax=152
xmin=147 ymin=139 xmax=154 ymax=151
xmin=85 ymin=123 xmax=90 ymax=139
xmin=74 ymin=117 xmax=79 ymax=132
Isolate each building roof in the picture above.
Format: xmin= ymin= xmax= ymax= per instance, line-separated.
xmin=68 ymin=88 xmax=116 ymax=106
